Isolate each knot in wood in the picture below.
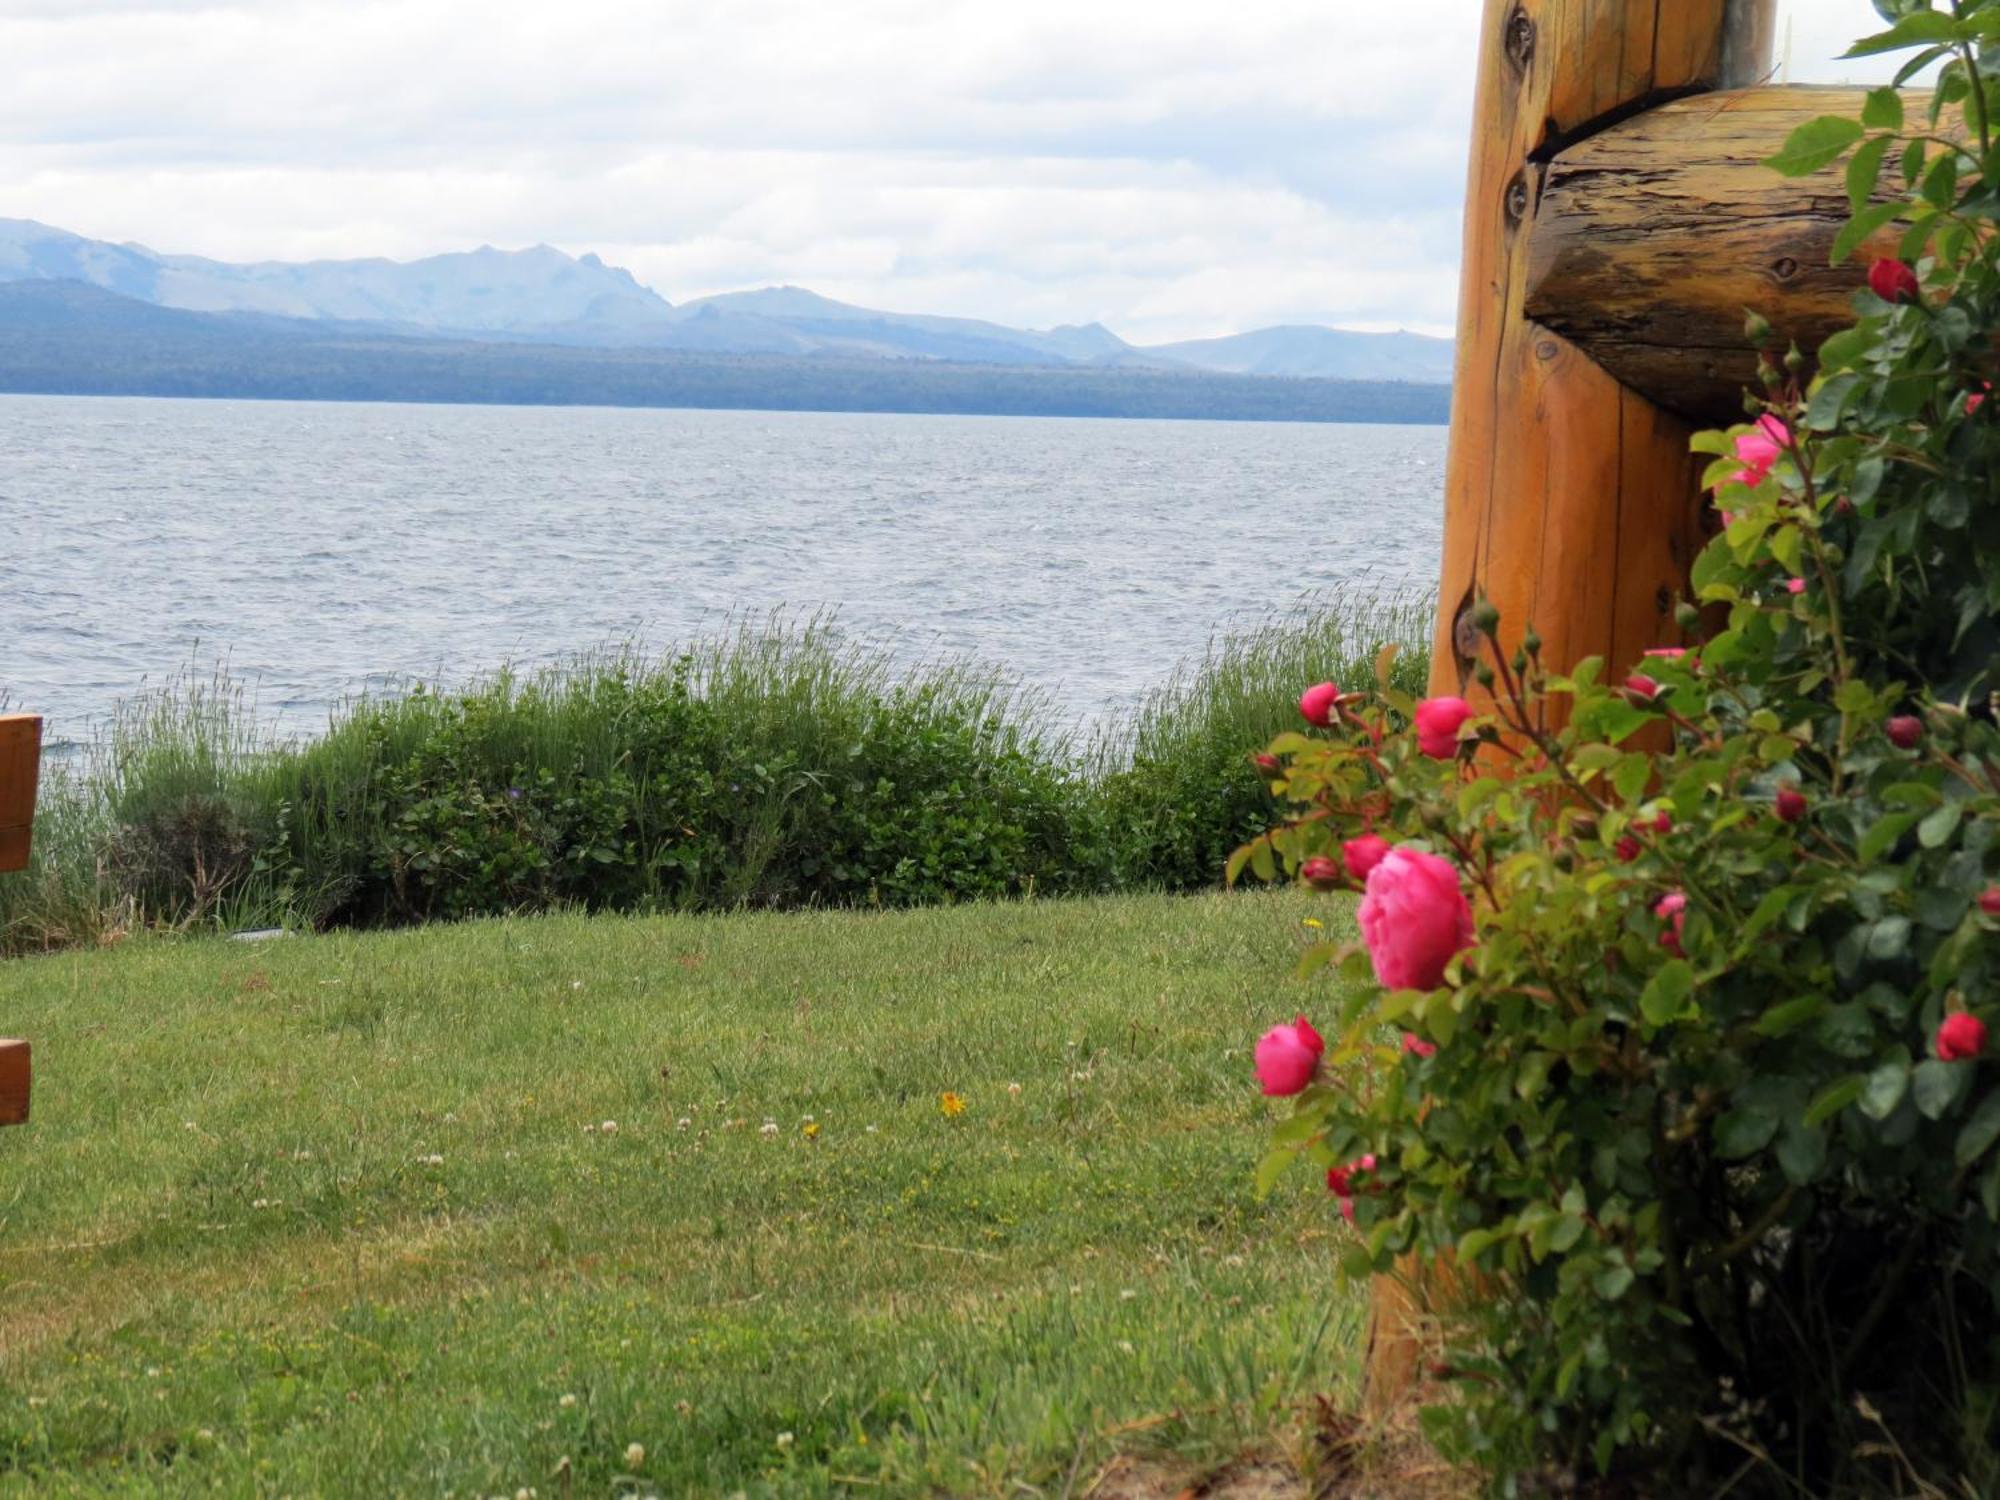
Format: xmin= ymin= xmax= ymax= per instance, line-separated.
xmin=1504 ymin=172 xmax=1531 ymax=226
xmin=1504 ymin=7 xmax=1535 ymax=71
xmin=1452 ymin=607 xmax=1484 ymax=662
xmin=1771 ymin=256 xmax=1800 ymax=283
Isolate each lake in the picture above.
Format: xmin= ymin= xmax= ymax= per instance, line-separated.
xmin=3 ymin=395 xmax=1445 ymax=745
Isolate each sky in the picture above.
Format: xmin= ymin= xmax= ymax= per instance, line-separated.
xmin=0 ymin=0 xmax=1906 ymax=345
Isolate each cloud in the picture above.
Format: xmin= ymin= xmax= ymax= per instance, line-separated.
xmin=0 ymin=0 xmax=1910 ymax=342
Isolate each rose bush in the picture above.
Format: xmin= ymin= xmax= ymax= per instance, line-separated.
xmin=1237 ymin=10 xmax=2000 ymax=1492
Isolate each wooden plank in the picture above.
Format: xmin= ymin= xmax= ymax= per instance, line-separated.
xmin=0 ymin=715 xmax=42 ymax=874
xmin=0 ymin=1040 xmax=27 ymax=1126
xmin=1526 ymin=87 xmax=1910 ymax=420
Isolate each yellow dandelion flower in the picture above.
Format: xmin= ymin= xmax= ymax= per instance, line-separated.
xmin=939 ymin=1091 xmax=967 ymax=1117
xmin=802 ymin=1121 xmax=822 ymax=1140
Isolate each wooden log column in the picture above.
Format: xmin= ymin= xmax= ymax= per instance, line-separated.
xmin=1381 ymin=0 xmax=1777 ymax=1412
xmin=1429 ymin=0 xmax=1776 ymax=702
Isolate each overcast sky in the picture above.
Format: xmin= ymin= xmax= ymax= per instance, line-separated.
xmin=0 ymin=0 xmax=1902 ymax=344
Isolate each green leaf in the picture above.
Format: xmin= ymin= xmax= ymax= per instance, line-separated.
xmin=1715 ymin=1104 xmax=1781 ymax=1159
xmin=1956 ymin=1089 xmax=2000 ymax=1167
xmin=1861 ymin=1052 xmax=1912 ymax=1120
xmin=1765 ymin=116 xmax=1866 ymax=178
xmin=1845 ymin=12 xmax=1963 ymax=58
xmin=1861 ymin=87 xmax=1905 ymax=132
xmin=1805 ymin=1074 xmax=1865 ymax=1127
xmin=1919 ymin=803 xmax=1963 ymax=849
xmin=1755 ymin=994 xmax=1826 ymax=1038
xmin=1640 ymin=960 xmax=1695 ymax=1028
xmin=1777 ymin=1119 xmax=1828 ymax=1185
xmin=1859 ymin=810 xmax=1920 ymax=863
xmin=1833 ymin=198 xmax=1904 ymax=265
xmin=1595 ymin=1263 xmax=1636 ymax=1301
xmin=1913 ymin=1058 xmax=1974 ymax=1120
xmin=1846 ymin=133 xmax=1895 ymax=214
xmin=1253 ymin=1146 xmax=1298 ymax=1198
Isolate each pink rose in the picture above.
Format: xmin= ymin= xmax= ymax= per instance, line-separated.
xmin=1254 ymin=1015 xmax=1324 ymax=1096
xmin=1614 ymin=835 xmax=1642 ymax=864
xmin=1401 ymin=1032 xmax=1437 ymax=1059
xmin=1979 ymin=887 xmax=2000 ymax=917
xmin=1414 ymin=696 xmax=1474 ymax=759
xmin=1868 ymin=257 xmax=1920 ymax=303
xmin=1726 ymin=414 xmax=1789 ymax=488
xmin=1300 ymin=856 xmax=1342 ymax=892
xmin=1648 ymin=811 xmax=1674 ymax=837
xmin=1886 ymin=715 xmax=1922 ymax=750
xmin=1786 ymin=577 xmax=1806 ymax=596
xmin=1936 ymin=1012 xmax=1988 ymax=1063
xmin=1342 ymin=833 xmax=1390 ymax=885
xmin=1299 ymin=682 xmax=1341 ymax=728
xmin=1643 ymin=647 xmax=1688 ymax=661
xmin=1655 ymin=891 xmax=1687 ymax=958
xmin=1775 ymin=787 xmax=1807 ymax=824
xmin=1358 ymin=848 xmax=1475 ymax=991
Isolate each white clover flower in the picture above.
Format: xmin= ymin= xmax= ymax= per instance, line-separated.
xmin=600 ymin=1121 xmax=618 ymax=1135
xmin=775 ymin=1431 xmax=794 ymax=1449
xmin=676 ymin=1117 xmax=691 ymax=1130
xmin=624 ymin=1442 xmax=645 ymax=1469
xmin=558 ymin=1393 xmax=577 ymax=1409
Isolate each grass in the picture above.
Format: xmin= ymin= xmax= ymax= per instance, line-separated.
xmin=0 ymin=889 xmax=1365 ymax=1497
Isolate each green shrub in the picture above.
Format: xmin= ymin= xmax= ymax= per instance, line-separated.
xmin=0 ymin=591 xmax=1430 ymax=951
xmin=1244 ymin=31 xmax=2000 ymax=1495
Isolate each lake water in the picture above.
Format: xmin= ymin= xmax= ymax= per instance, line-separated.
xmin=3 ymin=395 xmax=1445 ymax=745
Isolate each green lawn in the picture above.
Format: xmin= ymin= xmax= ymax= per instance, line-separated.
xmin=0 ymin=891 xmax=1362 ymax=1498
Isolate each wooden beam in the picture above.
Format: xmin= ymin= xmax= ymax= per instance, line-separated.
xmin=1527 ymin=87 xmax=1895 ymax=422
xmin=0 ymin=715 xmax=41 ymax=874
xmin=0 ymin=1040 xmax=27 ymax=1126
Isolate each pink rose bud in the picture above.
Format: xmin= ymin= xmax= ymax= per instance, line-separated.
xmin=1337 ymin=1196 xmax=1356 ymax=1223
xmin=1643 ymin=647 xmax=1688 ymax=661
xmin=1623 ymin=674 xmax=1663 ymax=705
xmin=1654 ymin=891 xmax=1688 ymax=958
xmin=1299 ymin=682 xmax=1341 ymax=728
xmin=1775 ymin=787 xmax=1808 ymax=824
xmin=1969 ymin=383 xmax=1990 ymax=415
xmin=1413 ymin=696 xmax=1474 ymax=760
xmin=1936 ymin=1012 xmax=1989 ymax=1063
xmin=1358 ymin=847 xmax=1475 ymax=991
xmin=1300 ymin=856 xmax=1342 ymax=892
xmin=1401 ymin=1032 xmax=1437 ymax=1059
xmin=1886 ymin=715 xmax=1922 ymax=750
xmin=1252 ymin=752 xmax=1282 ymax=780
xmin=1615 ymin=835 xmax=1642 ymax=864
xmin=1649 ymin=812 xmax=1674 ymax=837
xmin=1254 ymin=1015 xmax=1325 ymax=1096
xmin=1723 ymin=414 xmax=1789 ymax=489
xmin=1868 ymin=257 xmax=1920 ymax=303
xmin=1342 ymin=834 xmax=1390 ymax=886
xmin=1786 ymin=577 xmax=1806 ymax=595
xmin=1980 ymin=887 xmax=2000 ymax=917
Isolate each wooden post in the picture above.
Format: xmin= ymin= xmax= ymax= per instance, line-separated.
xmin=1 ymin=716 xmax=39 ymax=1128
xmin=1378 ymin=0 xmax=1779 ymax=1412
xmin=0 ymin=715 xmax=42 ymax=874
xmin=1431 ymin=0 xmax=1776 ymax=703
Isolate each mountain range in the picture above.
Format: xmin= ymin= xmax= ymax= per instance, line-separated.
xmin=0 ymin=219 xmax=1455 ymax=383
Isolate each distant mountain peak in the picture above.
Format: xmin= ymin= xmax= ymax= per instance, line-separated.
xmin=0 ymin=220 xmax=1454 ymax=380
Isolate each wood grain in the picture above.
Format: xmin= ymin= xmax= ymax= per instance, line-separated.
xmin=1527 ymin=87 xmax=1902 ymax=421
xmin=0 ymin=1040 xmax=27 ymax=1127
xmin=0 ymin=716 xmax=41 ymax=875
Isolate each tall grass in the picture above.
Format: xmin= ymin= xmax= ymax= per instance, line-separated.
xmin=0 ymin=591 xmax=1432 ymax=956
xmin=1090 ymin=586 xmax=1434 ymax=889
